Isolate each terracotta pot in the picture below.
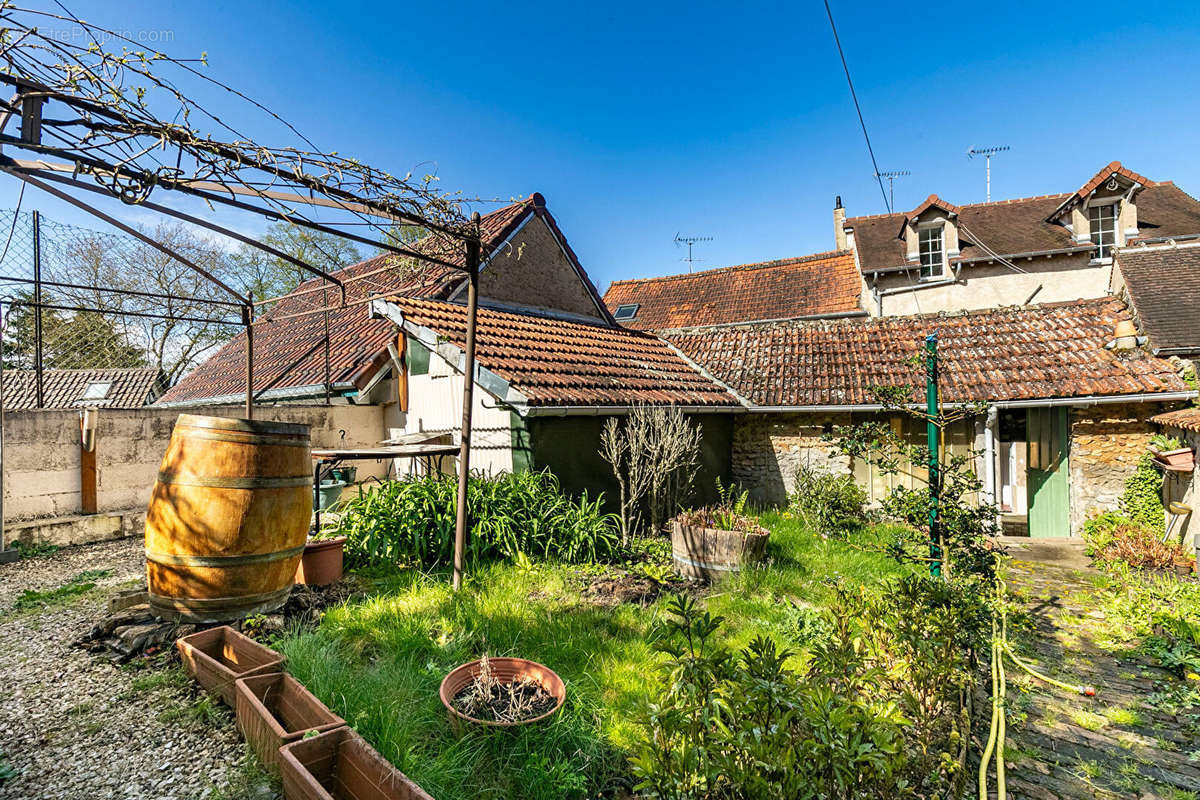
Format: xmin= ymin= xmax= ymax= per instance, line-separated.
xmin=295 ymin=537 xmax=347 ymax=586
xmin=235 ymin=672 xmax=346 ymax=774
xmin=176 ymin=625 xmax=285 ymax=706
xmin=670 ymin=521 xmax=769 ymax=581
xmin=279 ymin=727 xmax=433 ymax=800
xmin=439 ymin=657 xmax=565 ymax=728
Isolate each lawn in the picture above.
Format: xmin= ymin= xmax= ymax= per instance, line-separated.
xmin=273 ymin=512 xmax=916 ymax=800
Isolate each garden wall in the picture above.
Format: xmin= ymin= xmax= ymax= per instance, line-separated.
xmin=731 ymin=412 xmax=853 ymax=506
xmin=3 ymin=404 xmax=387 ymax=546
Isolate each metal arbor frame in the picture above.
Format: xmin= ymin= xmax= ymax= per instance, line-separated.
xmin=0 ymin=8 xmax=487 ymax=588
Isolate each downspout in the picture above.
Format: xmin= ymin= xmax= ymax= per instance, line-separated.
xmin=983 ymin=406 xmax=998 ymax=507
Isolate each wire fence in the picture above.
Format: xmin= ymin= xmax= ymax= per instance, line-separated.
xmin=0 ymin=209 xmax=245 ymax=408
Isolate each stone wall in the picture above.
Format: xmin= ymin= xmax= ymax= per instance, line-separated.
xmin=1067 ymin=402 xmax=1163 ymax=533
xmin=732 ymin=413 xmax=852 ymax=506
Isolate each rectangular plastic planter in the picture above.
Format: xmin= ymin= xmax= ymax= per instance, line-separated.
xmin=279 ymin=727 xmax=433 ymax=800
xmin=235 ymin=672 xmax=346 ymax=773
xmin=176 ymin=625 xmax=285 ymax=706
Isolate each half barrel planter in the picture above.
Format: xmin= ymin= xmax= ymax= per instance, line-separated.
xmin=670 ymin=521 xmax=769 ymax=581
xmin=279 ymin=727 xmax=434 ymax=800
xmin=145 ymin=414 xmax=313 ymax=623
xmin=235 ymin=672 xmax=345 ymax=773
xmin=177 ymin=625 xmax=285 ymax=706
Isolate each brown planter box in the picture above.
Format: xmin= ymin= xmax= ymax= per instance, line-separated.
xmin=235 ymin=672 xmax=346 ymax=773
xmin=671 ymin=521 xmax=769 ymax=581
xmin=279 ymin=727 xmax=433 ymax=800
xmin=295 ymin=537 xmax=348 ymax=586
xmin=176 ymin=625 xmax=285 ymax=706
xmin=1152 ymin=447 xmax=1195 ymax=471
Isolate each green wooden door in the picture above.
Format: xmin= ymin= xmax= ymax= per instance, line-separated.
xmin=1027 ymin=407 xmax=1070 ymax=538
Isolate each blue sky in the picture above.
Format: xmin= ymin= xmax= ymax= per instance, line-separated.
xmin=6 ymin=0 xmax=1200 ymax=293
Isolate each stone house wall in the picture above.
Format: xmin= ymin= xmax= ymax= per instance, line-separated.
xmin=731 ymin=412 xmax=854 ymax=506
xmin=1067 ymin=402 xmax=1163 ymax=534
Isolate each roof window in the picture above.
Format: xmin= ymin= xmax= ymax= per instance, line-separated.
xmin=614 ymin=304 xmax=639 ymax=320
xmin=80 ymin=381 xmax=112 ymax=401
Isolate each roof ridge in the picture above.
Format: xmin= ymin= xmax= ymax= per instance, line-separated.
xmin=606 ymin=249 xmax=851 ymax=287
xmin=846 ymin=192 xmax=1073 ymax=223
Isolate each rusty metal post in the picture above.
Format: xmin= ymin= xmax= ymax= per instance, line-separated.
xmin=32 ymin=210 xmax=43 ymax=408
xmin=243 ymin=297 xmax=254 ymax=420
xmin=452 ymin=214 xmax=482 ymax=592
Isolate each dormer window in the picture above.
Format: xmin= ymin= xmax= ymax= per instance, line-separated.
xmin=613 ymin=303 xmax=639 ymax=321
xmin=1088 ymin=203 xmax=1116 ymax=261
xmin=918 ymin=226 xmax=945 ymax=279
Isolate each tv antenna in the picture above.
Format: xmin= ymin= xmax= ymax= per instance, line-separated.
xmin=967 ymin=145 xmax=1010 ymax=202
xmin=674 ymin=233 xmax=713 ymax=272
xmin=873 ymin=170 xmax=910 ymax=212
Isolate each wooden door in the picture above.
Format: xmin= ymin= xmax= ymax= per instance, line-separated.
xmin=1027 ymin=407 xmax=1070 ymax=538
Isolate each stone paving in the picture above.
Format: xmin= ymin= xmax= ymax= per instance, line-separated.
xmin=998 ymin=557 xmax=1200 ymax=800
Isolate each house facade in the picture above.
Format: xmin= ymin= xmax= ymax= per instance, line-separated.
xmin=842 ymin=163 xmax=1200 ymax=317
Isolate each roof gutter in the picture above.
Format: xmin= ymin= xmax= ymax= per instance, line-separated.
xmin=525 ymin=404 xmax=745 ymax=417
xmin=155 ymin=381 xmax=359 ymax=408
xmin=747 ymin=390 xmax=1196 ymax=413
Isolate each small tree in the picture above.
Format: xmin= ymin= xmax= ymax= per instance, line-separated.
xmin=600 ymin=405 xmax=703 ymax=542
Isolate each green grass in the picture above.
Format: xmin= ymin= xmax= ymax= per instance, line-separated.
xmin=274 ymin=513 xmax=912 ymax=800
xmin=10 ymin=569 xmax=113 ymax=613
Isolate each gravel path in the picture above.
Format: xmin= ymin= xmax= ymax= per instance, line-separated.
xmin=0 ymin=537 xmax=259 ymax=800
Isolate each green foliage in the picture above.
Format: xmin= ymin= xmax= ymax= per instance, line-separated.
xmin=232 ymin=220 xmax=363 ymax=301
xmin=1147 ymin=614 xmax=1200 ymax=678
xmin=1149 ymin=433 xmax=1185 ymax=452
xmin=11 ymin=569 xmax=112 ymax=611
xmin=1082 ymin=512 xmax=1191 ymax=570
xmin=633 ymin=581 xmax=982 ymax=799
xmin=789 ymin=464 xmax=869 ymax=538
xmin=334 ymin=470 xmax=618 ymax=568
xmin=2 ymin=291 xmax=147 ymax=370
xmin=1121 ymin=455 xmax=1165 ymax=534
xmin=13 ymin=540 xmax=60 ymax=559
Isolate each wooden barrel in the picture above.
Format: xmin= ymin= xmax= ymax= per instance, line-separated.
xmin=145 ymin=414 xmax=313 ymax=622
xmin=670 ymin=522 xmax=769 ymax=582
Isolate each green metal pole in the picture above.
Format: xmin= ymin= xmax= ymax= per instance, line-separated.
xmin=925 ymin=333 xmax=942 ymax=578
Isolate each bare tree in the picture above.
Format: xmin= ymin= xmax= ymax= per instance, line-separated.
xmin=600 ymin=405 xmax=703 ymax=542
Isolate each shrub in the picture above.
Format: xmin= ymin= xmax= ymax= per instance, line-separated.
xmin=632 ymin=581 xmax=982 ymax=799
xmin=1120 ymin=455 xmax=1165 ymax=534
xmin=789 ymin=464 xmax=869 ymax=538
xmin=334 ymin=469 xmax=618 ymax=568
xmin=673 ymin=481 xmax=767 ymax=537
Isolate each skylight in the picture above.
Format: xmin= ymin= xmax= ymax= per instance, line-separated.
xmin=80 ymin=381 xmax=112 ymax=401
xmin=614 ymin=304 xmax=639 ymax=320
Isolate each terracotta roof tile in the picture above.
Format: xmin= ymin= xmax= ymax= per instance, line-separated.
xmin=662 ymin=298 xmax=1188 ymax=407
xmin=159 ymin=197 xmax=542 ymax=405
xmin=602 ymin=251 xmax=862 ymax=330
xmin=390 ymin=297 xmax=739 ymax=408
xmin=1117 ymin=242 xmax=1200 ymax=355
xmin=4 ymin=368 xmax=163 ymax=410
xmin=1151 ymin=408 xmax=1200 ymax=433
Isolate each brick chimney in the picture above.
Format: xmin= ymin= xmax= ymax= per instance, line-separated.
xmin=834 ymin=196 xmax=848 ymax=251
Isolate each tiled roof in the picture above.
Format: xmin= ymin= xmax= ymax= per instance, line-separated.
xmin=4 ymin=368 xmax=163 ymax=410
xmin=390 ymin=297 xmax=740 ymax=408
xmin=905 ymin=194 xmax=962 ymax=222
xmin=602 ymin=251 xmax=862 ymax=330
xmin=1151 ymin=408 xmax=1200 ymax=433
xmin=848 ymin=164 xmax=1200 ymax=273
xmin=1068 ymin=162 xmax=1155 ymax=209
xmin=661 ymin=298 xmax=1189 ymax=407
xmin=1117 ymin=242 xmax=1200 ymax=355
xmin=159 ymin=197 xmax=549 ymax=405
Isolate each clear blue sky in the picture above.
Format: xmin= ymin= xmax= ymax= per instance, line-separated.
xmin=6 ymin=0 xmax=1200 ymax=294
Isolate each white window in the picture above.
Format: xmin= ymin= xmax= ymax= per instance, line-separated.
xmin=80 ymin=381 xmax=111 ymax=401
xmin=918 ymin=226 xmax=945 ymax=279
xmin=1089 ymin=204 xmax=1116 ymax=260
xmin=613 ymin=304 xmax=639 ymax=321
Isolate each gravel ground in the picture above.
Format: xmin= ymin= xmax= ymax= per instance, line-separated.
xmin=0 ymin=537 xmax=262 ymax=800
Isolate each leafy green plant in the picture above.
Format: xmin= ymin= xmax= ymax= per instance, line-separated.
xmin=1121 ymin=455 xmax=1166 ymax=534
xmin=334 ymin=469 xmax=618 ymax=568
xmin=789 ymin=464 xmax=869 ymax=538
xmin=632 ymin=582 xmax=982 ymax=799
xmin=1149 ymin=433 xmax=1185 ymax=452
xmin=672 ymin=479 xmax=767 ymax=538
xmin=1147 ymin=615 xmax=1200 ymax=678
xmin=12 ymin=569 xmax=112 ymax=611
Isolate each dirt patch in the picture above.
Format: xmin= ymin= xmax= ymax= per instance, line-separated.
xmin=579 ymin=572 xmax=664 ymax=607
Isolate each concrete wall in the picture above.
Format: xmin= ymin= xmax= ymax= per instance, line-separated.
xmin=3 ymin=404 xmax=387 ymax=526
xmin=869 ymin=252 xmax=1110 ymax=316
xmin=476 ymin=215 xmax=606 ymax=321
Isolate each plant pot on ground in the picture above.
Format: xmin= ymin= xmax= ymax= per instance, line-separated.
xmin=439 ymin=655 xmax=565 ymax=728
xmin=279 ymin=726 xmax=433 ymax=800
xmin=235 ymin=672 xmax=346 ymax=773
xmin=670 ymin=485 xmax=769 ymax=581
xmin=295 ymin=536 xmax=347 ymax=587
xmin=176 ymin=625 xmax=285 ymax=705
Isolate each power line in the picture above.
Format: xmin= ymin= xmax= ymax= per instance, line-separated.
xmin=823 ymin=0 xmax=891 ymax=213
